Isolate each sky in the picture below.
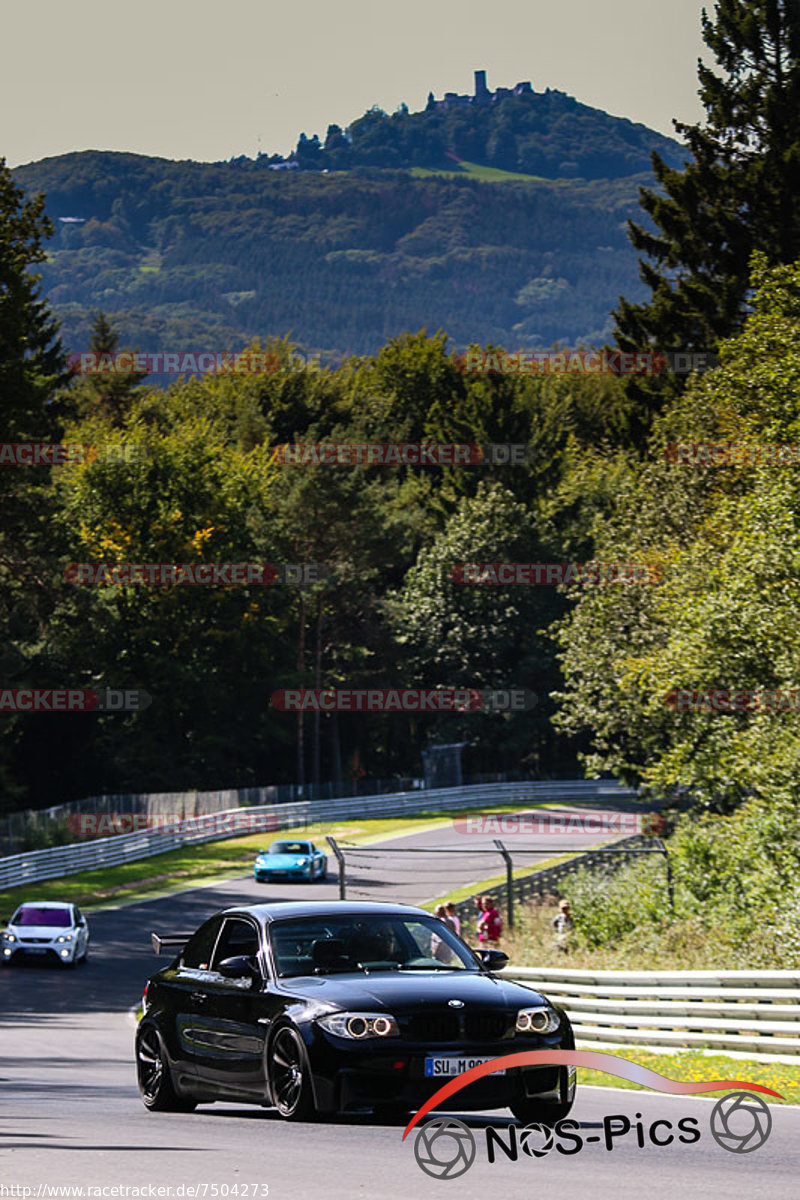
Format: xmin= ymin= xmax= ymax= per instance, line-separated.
xmin=1 ymin=0 xmax=710 ymax=168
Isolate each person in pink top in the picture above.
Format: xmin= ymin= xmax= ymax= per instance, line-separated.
xmin=476 ymin=894 xmax=502 ymax=943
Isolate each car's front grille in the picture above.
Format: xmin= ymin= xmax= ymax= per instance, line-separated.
xmin=464 ymin=1012 xmax=510 ymax=1040
xmin=404 ymin=1010 xmax=513 ymax=1043
xmin=406 ymin=1013 xmax=460 ymax=1042
xmin=20 ymin=937 xmax=50 ymax=944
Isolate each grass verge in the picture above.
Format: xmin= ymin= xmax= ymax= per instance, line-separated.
xmin=574 ymin=1047 xmax=799 ymax=1105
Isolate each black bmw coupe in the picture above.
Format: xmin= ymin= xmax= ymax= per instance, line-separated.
xmin=136 ymin=901 xmax=575 ymax=1123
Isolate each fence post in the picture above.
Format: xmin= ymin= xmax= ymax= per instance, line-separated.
xmin=660 ymin=842 xmax=675 ymax=914
xmin=494 ymin=839 xmax=514 ymax=931
xmin=326 ymin=835 xmax=346 ymax=900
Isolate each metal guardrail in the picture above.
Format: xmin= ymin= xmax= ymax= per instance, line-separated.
xmin=502 ymin=967 xmax=800 ymax=1059
xmin=0 ymin=779 xmax=637 ymax=890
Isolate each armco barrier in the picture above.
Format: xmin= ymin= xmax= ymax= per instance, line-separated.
xmin=0 ymin=779 xmax=637 ymax=890
xmin=501 ymin=967 xmax=800 ymax=1059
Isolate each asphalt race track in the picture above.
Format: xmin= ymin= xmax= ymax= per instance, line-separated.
xmin=2 ymin=817 xmax=798 ymax=1198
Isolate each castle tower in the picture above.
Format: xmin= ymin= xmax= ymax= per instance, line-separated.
xmin=474 ymin=69 xmax=489 ymax=102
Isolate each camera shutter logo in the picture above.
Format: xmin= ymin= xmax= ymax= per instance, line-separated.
xmin=414 ymin=1117 xmax=476 ymax=1179
xmin=519 ymin=1122 xmax=555 ymax=1158
xmin=710 ymin=1092 xmax=772 ymax=1153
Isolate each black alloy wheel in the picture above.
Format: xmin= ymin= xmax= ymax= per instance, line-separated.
xmin=269 ymin=1025 xmax=315 ymax=1120
xmin=136 ymin=1023 xmax=196 ymax=1112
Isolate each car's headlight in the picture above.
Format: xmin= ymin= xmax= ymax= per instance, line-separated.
xmin=56 ymin=935 xmax=73 ymax=943
xmin=318 ymin=1012 xmax=400 ymax=1039
xmin=1 ymin=932 xmax=16 ymax=943
xmin=296 ymin=858 xmax=309 ymax=866
xmin=516 ymin=1006 xmax=560 ymax=1033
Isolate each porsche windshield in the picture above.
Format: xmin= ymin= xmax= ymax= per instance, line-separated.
xmin=270 ymin=914 xmax=478 ymax=976
xmin=268 ymin=842 xmax=310 ymax=855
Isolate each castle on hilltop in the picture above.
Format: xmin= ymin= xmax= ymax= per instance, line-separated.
xmin=427 ymin=70 xmax=532 ymax=110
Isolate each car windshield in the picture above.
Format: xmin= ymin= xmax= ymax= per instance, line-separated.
xmin=14 ymin=906 xmax=72 ymax=927
xmin=268 ymin=842 xmax=310 ymax=855
xmin=270 ymin=914 xmax=478 ymax=977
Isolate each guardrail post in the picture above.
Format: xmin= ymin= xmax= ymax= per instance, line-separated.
xmin=326 ymin=835 xmax=346 ymax=900
xmin=494 ymin=839 xmax=514 ymax=931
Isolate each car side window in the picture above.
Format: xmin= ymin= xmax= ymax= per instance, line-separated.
xmin=210 ymin=917 xmax=261 ymax=970
xmin=181 ymin=917 xmax=224 ymax=969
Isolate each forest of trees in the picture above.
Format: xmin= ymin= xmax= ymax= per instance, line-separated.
xmin=1 ymin=0 xmax=798 ymax=831
xmin=11 ymin=153 xmax=653 ymax=363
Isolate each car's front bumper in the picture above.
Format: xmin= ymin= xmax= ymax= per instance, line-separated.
xmin=254 ymin=867 xmax=310 ymax=881
xmin=2 ymin=940 xmax=79 ymax=964
xmin=302 ymin=1028 xmax=574 ymax=1114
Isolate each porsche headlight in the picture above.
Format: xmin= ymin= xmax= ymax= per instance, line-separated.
xmin=516 ymin=1006 xmax=560 ymax=1033
xmin=318 ymin=1012 xmax=399 ymax=1039
xmin=296 ymin=858 xmax=309 ymax=866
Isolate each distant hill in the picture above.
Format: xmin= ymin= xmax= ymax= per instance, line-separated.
xmin=12 ymin=84 xmax=686 ymax=361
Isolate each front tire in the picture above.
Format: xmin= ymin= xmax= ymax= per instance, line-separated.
xmin=136 ymin=1023 xmax=196 ymax=1112
xmin=268 ymin=1025 xmax=315 ymax=1121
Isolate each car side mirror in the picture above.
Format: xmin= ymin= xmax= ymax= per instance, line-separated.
xmin=217 ymin=955 xmax=259 ymax=983
xmin=475 ymin=948 xmax=509 ymax=970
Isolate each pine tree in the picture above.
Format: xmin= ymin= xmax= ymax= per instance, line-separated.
xmin=0 ymin=159 xmax=69 ymax=812
xmin=0 ymin=158 xmax=67 ymax=439
xmin=614 ymin=0 xmax=800 ymax=356
xmin=70 ymin=311 xmax=147 ymax=424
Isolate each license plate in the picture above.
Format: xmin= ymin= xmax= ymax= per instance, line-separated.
xmin=425 ymin=1056 xmax=505 ymax=1077
xmin=24 ymin=947 xmax=48 ymax=954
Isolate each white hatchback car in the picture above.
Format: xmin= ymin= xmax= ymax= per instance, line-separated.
xmin=1 ymin=901 xmax=90 ymax=967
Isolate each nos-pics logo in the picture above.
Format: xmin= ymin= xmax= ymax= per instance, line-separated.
xmin=404 ymin=1051 xmax=780 ymax=1179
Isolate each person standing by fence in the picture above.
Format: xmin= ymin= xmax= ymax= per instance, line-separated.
xmin=477 ymin=895 xmax=502 ymax=944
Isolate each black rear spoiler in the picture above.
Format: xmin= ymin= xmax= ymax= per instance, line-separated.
xmin=151 ymin=931 xmax=194 ymax=956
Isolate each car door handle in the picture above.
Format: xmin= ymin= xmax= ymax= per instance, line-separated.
xmin=190 ymin=992 xmax=208 ymax=1004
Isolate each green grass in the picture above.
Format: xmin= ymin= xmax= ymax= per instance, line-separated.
xmin=575 ymin=1047 xmax=800 ymax=1105
xmin=409 ymin=159 xmax=550 ymax=184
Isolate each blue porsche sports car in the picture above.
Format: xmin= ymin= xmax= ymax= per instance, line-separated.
xmin=254 ymin=840 xmax=327 ymax=883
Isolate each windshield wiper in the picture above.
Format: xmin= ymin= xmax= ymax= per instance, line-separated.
xmin=398 ymin=963 xmax=458 ymax=971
